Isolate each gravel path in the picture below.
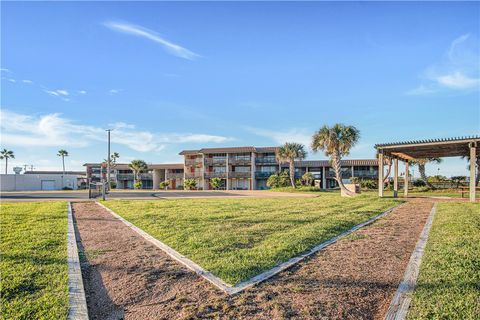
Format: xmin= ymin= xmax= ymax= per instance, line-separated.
xmin=73 ymin=199 xmax=434 ymax=320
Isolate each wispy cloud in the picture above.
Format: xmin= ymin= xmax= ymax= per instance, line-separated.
xmin=78 ymin=90 xmax=87 ymax=95
xmin=108 ymin=89 xmax=121 ymax=95
xmin=0 ymin=68 xmax=10 ymax=73
xmin=407 ymin=33 xmax=480 ymax=95
xmin=246 ymin=127 xmax=312 ymax=148
xmin=1 ymin=109 xmax=231 ymax=153
xmin=104 ymin=20 xmax=200 ymax=60
xmin=7 ymin=78 xmax=16 ymax=83
xmin=22 ymin=79 xmax=34 ymax=84
xmin=44 ymin=89 xmax=70 ymax=101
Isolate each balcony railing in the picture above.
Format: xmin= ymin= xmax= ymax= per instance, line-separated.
xmin=185 ymin=159 xmax=202 ymax=166
xmin=166 ymin=173 xmax=183 ymax=180
xmin=255 ymin=172 xmax=275 ymax=178
xmin=116 ymin=174 xmax=134 ymax=180
xmin=229 ymin=158 xmax=252 ymax=165
xmin=255 ymin=158 xmax=277 ymax=164
xmin=204 ymin=158 xmax=227 ymax=166
xmin=185 ymin=172 xmax=203 ymax=178
xmin=205 ymin=172 xmax=227 ymax=179
xmin=229 ymin=171 xmax=251 ymax=178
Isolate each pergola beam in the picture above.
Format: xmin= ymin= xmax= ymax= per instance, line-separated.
xmin=470 ymin=143 xmax=477 ymax=202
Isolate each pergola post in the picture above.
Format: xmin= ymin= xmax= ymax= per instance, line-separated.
xmin=393 ymin=158 xmax=398 ymax=198
xmin=378 ymin=152 xmax=384 ymax=197
xmin=470 ymin=142 xmax=477 ymax=202
xmin=404 ymin=160 xmax=409 ymax=198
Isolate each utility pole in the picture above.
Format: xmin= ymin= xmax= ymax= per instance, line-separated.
xmin=106 ymin=129 xmax=112 ymax=192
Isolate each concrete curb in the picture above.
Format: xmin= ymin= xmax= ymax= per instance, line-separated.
xmin=67 ymin=202 xmax=89 ymax=320
xmin=97 ymin=201 xmax=405 ymax=295
xmin=384 ymin=202 xmax=437 ymax=320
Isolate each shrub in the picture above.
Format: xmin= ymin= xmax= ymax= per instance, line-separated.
xmin=209 ymin=177 xmax=222 ymax=190
xmin=267 ymin=171 xmax=291 ymax=188
xmin=413 ymin=179 xmax=426 ymax=187
xmin=302 ymin=172 xmax=314 ymax=186
xmin=133 ymin=181 xmax=142 ymax=189
xmin=184 ymin=179 xmax=197 ymax=190
xmin=159 ymin=180 xmax=170 ymax=190
xmin=360 ymin=179 xmax=377 ymax=189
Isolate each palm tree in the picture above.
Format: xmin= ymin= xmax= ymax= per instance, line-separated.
xmin=57 ymin=149 xmax=69 ymax=188
xmin=0 ymin=149 xmax=15 ymax=174
xmin=276 ymin=142 xmax=307 ymax=188
xmin=411 ymin=158 xmax=442 ymax=189
xmin=128 ymin=160 xmax=148 ymax=189
xmin=462 ymin=155 xmax=480 ymax=186
xmin=311 ymin=124 xmax=360 ymax=196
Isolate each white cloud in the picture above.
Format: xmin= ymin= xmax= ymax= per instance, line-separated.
xmin=78 ymin=90 xmax=87 ymax=95
xmin=0 ymin=109 xmax=232 ymax=153
xmin=407 ymin=33 xmax=480 ymax=95
xmin=44 ymin=89 xmax=70 ymax=101
xmin=434 ymin=71 xmax=480 ymax=89
xmin=22 ymin=79 xmax=34 ymax=84
xmin=7 ymin=78 xmax=16 ymax=83
xmin=0 ymin=68 xmax=10 ymax=73
xmin=104 ymin=20 xmax=200 ymax=60
xmin=108 ymin=89 xmax=120 ymax=95
xmin=246 ymin=127 xmax=312 ymax=148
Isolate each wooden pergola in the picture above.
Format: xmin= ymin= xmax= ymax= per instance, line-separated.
xmin=375 ymin=136 xmax=479 ymax=202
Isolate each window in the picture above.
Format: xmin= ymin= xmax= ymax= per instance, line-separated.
xmin=234 ymin=166 xmax=250 ymax=172
xmin=260 ymin=166 xmax=277 ymax=173
xmin=233 ymin=153 xmax=251 ymax=161
xmin=213 ymin=167 xmax=226 ymax=173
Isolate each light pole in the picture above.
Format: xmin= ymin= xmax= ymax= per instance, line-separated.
xmin=106 ymin=129 xmax=113 ymax=192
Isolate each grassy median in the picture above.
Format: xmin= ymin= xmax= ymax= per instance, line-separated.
xmin=0 ymin=202 xmax=69 ymax=319
xmin=408 ymin=202 xmax=480 ymax=319
xmin=103 ymin=194 xmax=400 ymax=285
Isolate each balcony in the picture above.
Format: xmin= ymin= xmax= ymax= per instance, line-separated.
xmin=166 ymin=173 xmax=184 ymax=180
xmin=205 ymin=172 xmax=227 ymax=179
xmin=116 ymin=174 xmax=134 ymax=180
xmin=255 ymin=157 xmax=277 ymax=164
xmin=255 ymin=171 xmax=275 ymax=179
xmin=230 ymin=171 xmax=251 ymax=178
xmin=185 ymin=172 xmax=203 ymax=178
xmin=204 ymin=158 xmax=227 ymax=166
xmin=229 ymin=158 xmax=251 ymax=165
xmin=185 ymin=159 xmax=202 ymax=166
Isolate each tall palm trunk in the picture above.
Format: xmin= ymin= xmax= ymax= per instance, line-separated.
xmin=332 ymin=151 xmax=354 ymax=196
xmin=289 ymin=160 xmax=295 ymax=187
xmin=418 ymin=163 xmax=435 ymax=189
xmin=383 ymin=159 xmax=392 ymax=187
xmin=5 ymin=158 xmax=7 ymax=174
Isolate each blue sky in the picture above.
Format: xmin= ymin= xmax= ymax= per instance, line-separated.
xmin=1 ymin=1 xmax=479 ymax=176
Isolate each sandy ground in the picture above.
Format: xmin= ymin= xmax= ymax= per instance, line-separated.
xmin=73 ymin=199 xmax=434 ymax=320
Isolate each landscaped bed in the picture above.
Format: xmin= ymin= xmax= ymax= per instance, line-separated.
xmin=102 ymin=194 xmax=400 ymax=285
xmin=0 ymin=202 xmax=69 ymax=319
xmin=408 ymin=202 xmax=480 ymax=319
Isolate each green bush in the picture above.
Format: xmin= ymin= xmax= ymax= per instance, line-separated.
xmin=184 ymin=178 xmax=197 ymax=190
xmin=209 ymin=177 xmax=222 ymax=190
xmin=267 ymin=170 xmax=291 ymax=188
xmin=159 ymin=180 xmax=170 ymax=190
xmin=413 ymin=179 xmax=426 ymax=187
xmin=133 ymin=181 xmax=142 ymax=189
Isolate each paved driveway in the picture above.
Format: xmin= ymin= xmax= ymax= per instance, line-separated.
xmin=0 ymin=190 xmax=316 ymax=202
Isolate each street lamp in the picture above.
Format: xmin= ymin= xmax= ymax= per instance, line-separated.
xmin=106 ymin=129 xmax=113 ymax=192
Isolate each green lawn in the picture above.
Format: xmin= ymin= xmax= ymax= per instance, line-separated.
xmin=408 ymin=202 xmax=480 ymax=319
xmin=103 ymin=194 xmax=400 ymax=285
xmin=0 ymin=202 xmax=69 ymax=320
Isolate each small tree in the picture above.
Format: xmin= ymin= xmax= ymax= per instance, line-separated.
xmin=451 ymin=176 xmax=467 ymax=188
xmin=159 ymin=180 xmax=170 ymax=190
xmin=276 ymin=142 xmax=307 ymax=188
xmin=0 ymin=149 xmax=15 ymax=174
xmin=267 ymin=173 xmax=281 ymax=188
xmin=311 ymin=124 xmax=360 ymax=197
xmin=210 ymin=177 xmax=222 ymax=190
xmin=129 ymin=160 xmax=148 ymax=189
xmin=278 ymin=170 xmax=290 ymax=187
xmin=301 ymin=172 xmax=314 ymax=186
xmin=184 ymin=178 xmax=197 ymax=190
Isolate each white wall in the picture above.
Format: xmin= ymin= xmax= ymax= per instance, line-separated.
xmin=0 ymin=174 xmax=79 ymax=191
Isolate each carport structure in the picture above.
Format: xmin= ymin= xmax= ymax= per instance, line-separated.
xmin=375 ymin=136 xmax=479 ymax=202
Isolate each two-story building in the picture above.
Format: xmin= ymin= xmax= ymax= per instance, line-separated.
xmin=180 ymin=146 xmax=379 ymax=190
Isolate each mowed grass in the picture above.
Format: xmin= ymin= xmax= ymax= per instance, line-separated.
xmin=0 ymin=202 xmax=69 ymax=320
xmin=408 ymin=202 xmax=480 ymax=319
xmin=103 ymin=194 xmax=400 ymax=285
